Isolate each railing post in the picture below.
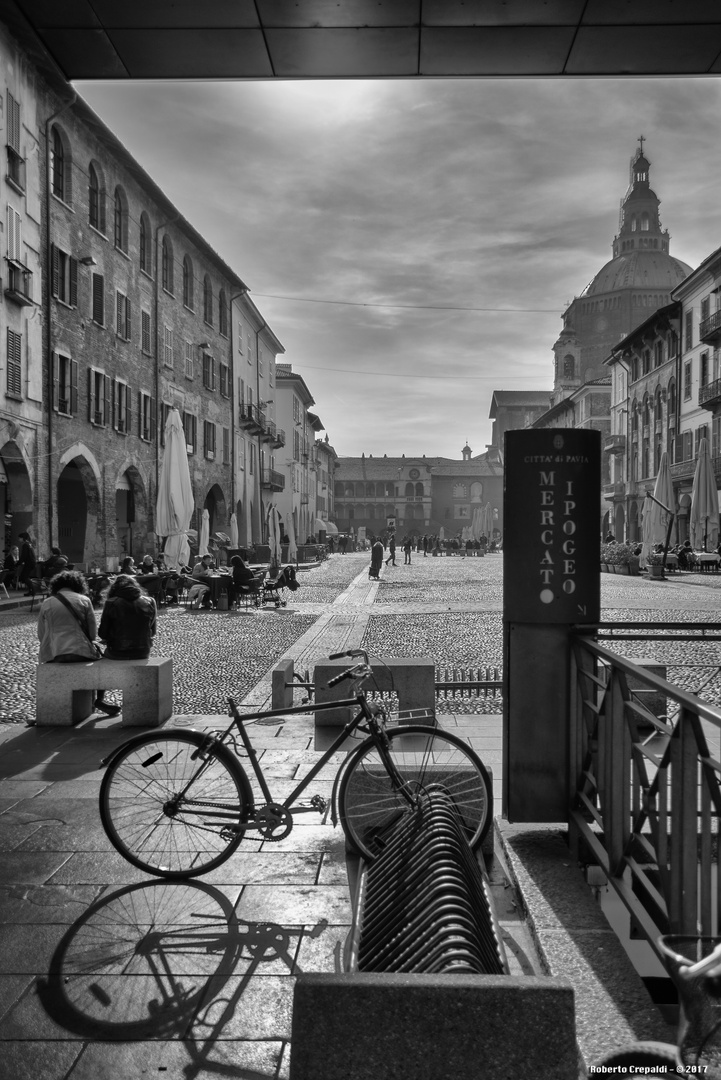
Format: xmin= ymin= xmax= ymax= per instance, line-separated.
xmin=669 ymin=707 xmax=700 ymax=934
xmin=603 ymin=666 xmax=631 ymax=876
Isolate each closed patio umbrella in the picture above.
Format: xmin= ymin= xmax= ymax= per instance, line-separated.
xmin=266 ymin=504 xmax=282 ymax=568
xmin=155 ymin=408 xmax=193 ymax=570
xmin=199 ymin=509 xmax=210 ymax=558
xmin=229 ymin=512 xmax=239 ymax=548
xmin=690 ymin=437 xmax=719 ymax=551
xmin=286 ymin=509 xmax=298 ymax=564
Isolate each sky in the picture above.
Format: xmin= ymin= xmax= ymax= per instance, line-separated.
xmin=76 ymin=76 xmax=721 ymax=460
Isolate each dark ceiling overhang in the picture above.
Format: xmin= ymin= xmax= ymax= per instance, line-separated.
xmin=6 ymin=0 xmax=721 ymax=81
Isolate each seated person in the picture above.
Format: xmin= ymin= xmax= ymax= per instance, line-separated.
xmin=136 ymin=553 xmax=164 ymax=604
xmin=37 ymin=569 xmax=119 ymax=716
xmin=187 ymin=554 xmax=214 ymax=609
xmin=677 ymin=540 xmax=695 ymax=569
xmin=4 ymin=544 xmax=20 ymax=587
xmin=98 ymin=574 xmax=157 ymax=660
xmin=155 ymin=554 xmax=180 ymax=605
xmin=227 ymin=554 xmax=262 ymax=606
xmin=43 ymin=547 xmax=69 ymax=580
xmin=17 ymin=531 xmax=38 ymax=593
xmin=119 ymin=556 xmax=137 ymax=575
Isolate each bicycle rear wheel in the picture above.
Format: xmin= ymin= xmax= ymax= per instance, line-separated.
xmin=99 ymin=731 xmax=253 ymax=878
xmin=338 ymin=724 xmax=492 ymax=861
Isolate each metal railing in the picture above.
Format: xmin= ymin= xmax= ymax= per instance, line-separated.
xmin=569 ymin=629 xmax=721 ymax=962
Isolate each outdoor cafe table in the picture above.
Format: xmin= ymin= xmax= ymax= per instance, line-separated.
xmin=696 ymin=552 xmax=720 ymax=572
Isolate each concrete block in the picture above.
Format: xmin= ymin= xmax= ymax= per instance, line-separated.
xmin=36 ymin=657 xmax=173 ymax=727
xmin=314 ymin=657 xmax=436 ymax=727
xmin=272 ymin=658 xmax=295 ymax=711
xmin=290 ymin=972 xmax=577 ymax=1080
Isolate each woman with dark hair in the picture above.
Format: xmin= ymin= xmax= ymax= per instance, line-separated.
xmin=37 ymin=569 xmax=119 ymax=716
xmin=98 ymin=574 xmax=157 ymax=659
xmin=227 ymin=554 xmax=261 ymax=607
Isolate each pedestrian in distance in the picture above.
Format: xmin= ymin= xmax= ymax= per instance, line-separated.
xmin=369 ymin=536 xmax=384 ymax=580
xmin=385 ymin=533 xmax=396 ymax=566
xmin=37 ymin=569 xmax=119 ymax=716
xmin=422 ymin=535 xmax=428 ymax=557
xmin=403 ymin=536 xmax=412 ymax=565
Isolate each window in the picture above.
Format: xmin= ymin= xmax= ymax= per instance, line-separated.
xmin=141 ymin=309 xmax=151 ymax=354
xmin=654 ymin=341 xmax=663 ymax=368
xmin=641 ymin=212 xmax=649 ymax=232
xmin=237 ymin=435 xmax=245 ymax=471
xmin=6 ymin=328 xmax=22 ymax=398
xmin=184 ymin=341 xmax=193 ymax=380
xmin=112 ymin=379 xmax=131 ymax=433
xmin=563 ymin=355 xmax=575 ymax=379
xmin=162 ymin=235 xmax=174 ymax=293
xmin=92 ymin=273 xmax=104 ymax=325
xmin=183 ymin=256 xmax=194 ymax=308
xmin=249 ymin=442 xmax=256 ymax=475
xmin=50 ymin=244 xmax=78 ymax=306
xmin=701 ymin=351 xmax=710 ymax=388
xmin=88 ymin=367 xmax=109 ymax=426
xmin=204 ymin=420 xmax=216 ymax=459
xmin=219 ymin=290 xmax=228 ymax=336
xmin=222 ymin=426 xmax=230 ymax=465
xmin=642 ymin=349 xmax=650 ymax=375
xmin=685 ymin=310 xmax=693 ymax=352
xmin=683 ymin=360 xmax=692 ymax=400
xmin=202 ymin=351 xmax=216 ymax=390
xmin=88 ymin=163 xmax=105 ymax=231
xmin=293 ymin=429 xmax=301 ymax=460
xmin=163 ymin=325 xmax=174 ymax=367
xmin=52 ymin=352 xmax=78 ymax=415
xmin=139 ymin=212 xmax=151 ymax=273
xmin=114 ymin=187 xmax=128 ymax=252
xmin=701 ymin=296 xmax=711 ymax=323
xmin=631 ymin=356 xmax=639 ymax=382
xmin=115 ymin=290 xmax=131 ymax=340
xmin=5 ymin=91 xmax=25 ymax=191
xmin=667 ymin=331 xmax=678 ymax=360
xmin=203 ymin=275 xmax=213 ymax=325
xmin=183 ymin=411 xmax=197 ymax=454
xmin=5 ymin=204 xmax=32 ymax=304
xmin=138 ymin=390 xmax=155 ymax=442
xmin=258 ymin=345 xmax=264 ymax=377
xmin=237 ymin=323 xmax=244 ymax=353
xmin=50 ymin=125 xmax=71 ymax=202
xmin=219 ymin=362 xmax=229 ymax=397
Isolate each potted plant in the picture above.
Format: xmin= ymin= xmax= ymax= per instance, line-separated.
xmin=646 ymin=551 xmax=665 ymax=578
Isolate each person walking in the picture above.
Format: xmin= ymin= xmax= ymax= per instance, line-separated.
xmin=403 ymin=535 xmax=412 ymax=565
xmin=422 ymin=535 xmax=428 ymax=557
xmin=385 ymin=533 xmax=396 ymax=566
xmin=369 ymin=536 xmax=384 ymax=580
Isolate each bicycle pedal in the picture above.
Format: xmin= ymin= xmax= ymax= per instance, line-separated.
xmin=310 ymin=794 xmax=328 ymax=814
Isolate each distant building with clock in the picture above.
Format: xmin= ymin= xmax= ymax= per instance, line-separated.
xmin=334 ymin=444 xmax=504 ymax=539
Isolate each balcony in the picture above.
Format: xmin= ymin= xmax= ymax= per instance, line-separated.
xmin=261 ymin=419 xmax=277 ymax=444
xmin=603 ymin=433 xmax=626 ymax=455
xmin=238 ymin=401 xmax=263 ymax=434
xmin=4 ymin=260 xmax=33 ymax=306
xmin=260 ymin=468 xmax=285 ymax=492
xmin=603 ymin=481 xmax=626 ymax=499
xmin=670 ymin=458 xmax=697 ymax=481
xmin=272 ymin=427 xmax=285 ymax=449
xmin=300 ymin=492 xmax=309 ymax=504
xmin=699 ymin=309 xmax=721 ymax=345
xmin=699 ymin=378 xmax=721 ymax=411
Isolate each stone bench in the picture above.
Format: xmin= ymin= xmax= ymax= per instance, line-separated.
xmin=313 ymin=657 xmax=435 ymax=727
xmin=36 ymin=657 xmax=173 ymax=727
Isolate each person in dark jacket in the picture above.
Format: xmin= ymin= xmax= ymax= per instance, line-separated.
xmin=17 ymin=531 xmax=37 ymax=592
xmin=98 ymin=574 xmax=157 ymax=659
xmin=384 ymin=533 xmax=396 ymax=567
xmin=227 ymin=554 xmax=261 ymax=607
xmin=369 ymin=537 xmax=383 ymax=580
xmin=43 ymin=547 xmax=69 ymax=580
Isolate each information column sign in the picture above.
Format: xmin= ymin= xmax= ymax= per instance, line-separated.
xmin=504 ymin=429 xmax=600 ymax=625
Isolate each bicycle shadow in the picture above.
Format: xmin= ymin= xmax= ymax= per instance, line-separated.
xmin=37 ymin=878 xmax=331 ymax=1079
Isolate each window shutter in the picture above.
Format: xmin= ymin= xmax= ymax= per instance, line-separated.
xmin=142 ymin=310 xmax=151 ymax=353
xmin=116 ymin=291 xmax=123 ymax=336
xmin=92 ymin=274 xmax=104 ymax=324
xmin=51 ymin=352 xmax=59 ymax=411
xmin=125 ymin=384 xmax=132 ymax=432
xmin=88 ymin=368 xmax=95 ymax=422
xmin=111 ymin=378 xmax=117 ymax=430
xmin=69 ymin=257 xmax=78 ymax=307
xmin=6 ymin=206 xmax=21 ymax=262
xmin=137 ymin=390 xmax=143 ymax=437
xmin=70 ymin=360 xmax=78 ymax=415
xmin=125 ymin=296 xmax=131 ymax=340
xmin=7 ymin=330 xmax=22 ymax=396
xmin=51 ymin=244 xmax=59 ymax=298
xmin=103 ymin=373 xmax=111 ymax=426
xmin=7 ymin=92 xmax=20 ymax=152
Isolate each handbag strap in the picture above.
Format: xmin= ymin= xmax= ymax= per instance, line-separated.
xmin=53 ymin=591 xmax=94 ymax=642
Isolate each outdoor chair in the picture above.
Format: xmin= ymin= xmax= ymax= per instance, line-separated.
xmin=0 ymin=569 xmax=11 ymax=599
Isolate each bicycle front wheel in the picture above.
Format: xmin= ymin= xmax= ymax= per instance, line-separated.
xmin=338 ymin=724 xmax=492 ymax=861
xmin=99 ymin=731 xmax=254 ymax=878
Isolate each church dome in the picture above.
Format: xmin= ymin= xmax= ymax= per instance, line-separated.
xmin=583 ymin=249 xmax=692 ymax=296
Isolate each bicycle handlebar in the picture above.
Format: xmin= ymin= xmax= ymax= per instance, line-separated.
xmin=327 ymin=665 xmax=367 ymax=688
xmin=328 ymin=649 xmax=369 ymax=662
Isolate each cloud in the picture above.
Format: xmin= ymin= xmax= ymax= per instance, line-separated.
xmin=76 ymin=76 xmax=721 ymax=456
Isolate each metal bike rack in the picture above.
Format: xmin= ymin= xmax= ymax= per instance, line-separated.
xmin=348 ymin=788 xmax=508 ymax=976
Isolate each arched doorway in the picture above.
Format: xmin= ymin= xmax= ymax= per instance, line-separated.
xmin=0 ymin=439 xmax=33 ymax=554
xmin=57 ymin=453 xmax=101 ymax=567
xmin=203 ymin=484 xmax=227 ymax=538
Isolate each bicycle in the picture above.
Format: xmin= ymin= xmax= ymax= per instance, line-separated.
xmin=98 ymin=649 xmax=493 ymax=878
xmin=591 ymin=935 xmax=721 ymax=1076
